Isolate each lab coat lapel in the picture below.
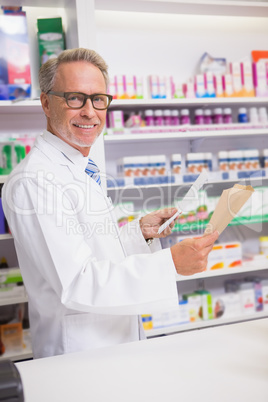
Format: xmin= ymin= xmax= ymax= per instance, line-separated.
xmin=34 ymin=134 xmax=104 ymax=196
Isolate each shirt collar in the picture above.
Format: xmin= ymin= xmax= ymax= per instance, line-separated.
xmin=42 ymin=130 xmax=89 ymax=171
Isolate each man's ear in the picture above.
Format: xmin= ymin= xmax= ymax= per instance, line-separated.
xmin=40 ymin=92 xmax=50 ymax=117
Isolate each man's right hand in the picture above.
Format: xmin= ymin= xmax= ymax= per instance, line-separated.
xmin=170 ymin=231 xmax=219 ymax=276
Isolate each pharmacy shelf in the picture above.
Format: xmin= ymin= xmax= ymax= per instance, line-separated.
xmin=0 ymin=175 xmax=8 ymax=184
xmin=173 ymin=214 xmax=268 ymax=233
xmin=104 ymin=127 xmax=268 ymax=144
xmin=0 ymin=99 xmax=42 ymax=114
xmin=107 ymin=171 xmax=268 ymax=191
xmin=95 ymin=0 xmax=268 ymax=18
xmin=1 ymin=0 xmax=268 ymax=18
xmin=1 ymin=97 xmax=268 ymax=114
xmin=145 ymin=311 xmax=268 ymax=338
xmin=176 ymin=264 xmax=268 ymax=282
xmin=0 ymin=348 xmax=33 ymax=362
xmin=109 ymin=97 xmax=268 ymax=109
xmin=0 ymin=294 xmax=28 ymax=307
xmin=0 ymin=233 xmax=13 ymax=240
xmin=0 ymin=329 xmax=32 ymax=362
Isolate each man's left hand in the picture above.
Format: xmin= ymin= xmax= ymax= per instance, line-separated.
xmin=139 ymin=208 xmax=178 ymax=240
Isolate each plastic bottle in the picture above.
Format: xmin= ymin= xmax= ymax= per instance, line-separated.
xmin=259 ymin=107 xmax=268 ymax=123
xmin=163 ymin=109 xmax=172 ymax=125
xmin=180 ymin=109 xmax=190 ymax=125
xmin=228 ymin=150 xmax=244 ymax=170
xmin=204 ymin=109 xmax=212 ymax=124
xmin=186 ymin=152 xmax=205 ymax=174
xmin=213 ymin=108 xmax=223 ymax=124
xmin=223 ymin=107 xmax=233 ymax=124
xmin=238 ymin=107 xmax=248 ymax=123
xmin=263 ymin=149 xmax=268 ymax=168
xmin=154 ymin=109 xmax=164 ymax=126
xmin=218 ymin=151 xmax=229 ymax=171
xmin=170 ymin=110 xmax=180 ymax=125
xmin=259 ymin=236 xmax=268 ymax=256
xmin=194 ymin=109 xmax=204 ymax=125
xmin=171 ymin=154 xmax=181 ymax=174
xmin=243 ymin=149 xmax=260 ymax=170
xmin=239 ymin=282 xmax=255 ymax=315
xmin=261 ymin=279 xmax=268 ymax=312
xmin=252 ymin=279 xmax=263 ymax=312
xmin=204 ymin=152 xmax=213 ymax=171
xmin=249 ymin=107 xmax=259 ymax=124
xmin=144 ymin=109 xmax=154 ymax=126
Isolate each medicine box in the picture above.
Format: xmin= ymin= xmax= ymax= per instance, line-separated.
xmin=0 ymin=12 xmax=31 ymax=99
xmin=37 ymin=17 xmax=65 ymax=66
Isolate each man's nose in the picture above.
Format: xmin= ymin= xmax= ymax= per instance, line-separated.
xmin=80 ymin=98 xmax=96 ymax=116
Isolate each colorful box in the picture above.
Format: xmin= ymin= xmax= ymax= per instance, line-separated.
xmin=0 ymin=12 xmax=31 ymax=99
xmin=37 ymin=17 xmax=65 ymax=66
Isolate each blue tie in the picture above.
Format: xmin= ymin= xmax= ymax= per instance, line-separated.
xmin=85 ymin=158 xmax=101 ymax=186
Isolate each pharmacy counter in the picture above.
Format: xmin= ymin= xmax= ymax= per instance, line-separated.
xmin=16 ymin=318 xmax=268 ymax=402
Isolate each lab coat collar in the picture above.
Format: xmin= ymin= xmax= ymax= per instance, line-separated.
xmin=34 ymin=131 xmax=103 ymax=195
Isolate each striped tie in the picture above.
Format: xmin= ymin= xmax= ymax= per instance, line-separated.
xmin=85 ymin=158 xmax=101 ymax=186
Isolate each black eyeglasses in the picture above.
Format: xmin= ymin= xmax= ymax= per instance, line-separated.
xmin=47 ymin=91 xmax=113 ymax=110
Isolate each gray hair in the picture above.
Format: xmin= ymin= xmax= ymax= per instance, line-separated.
xmin=39 ymin=48 xmax=109 ymax=93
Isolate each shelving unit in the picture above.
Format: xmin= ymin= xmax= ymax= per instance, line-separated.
xmin=0 ymin=0 xmax=268 ymax=353
xmin=145 ymin=310 xmax=268 ymax=338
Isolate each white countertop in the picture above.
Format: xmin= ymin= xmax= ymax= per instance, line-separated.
xmin=16 ymin=318 xmax=268 ymax=402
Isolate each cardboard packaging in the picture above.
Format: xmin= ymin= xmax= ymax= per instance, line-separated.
xmin=37 ymin=17 xmax=65 ymax=66
xmin=0 ymin=11 xmax=31 ymax=99
xmin=204 ymin=184 xmax=254 ymax=235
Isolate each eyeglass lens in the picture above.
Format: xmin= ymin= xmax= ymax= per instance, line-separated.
xmin=66 ymin=93 xmax=110 ymax=109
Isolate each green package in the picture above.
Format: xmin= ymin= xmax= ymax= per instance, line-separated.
xmin=37 ymin=17 xmax=65 ymax=66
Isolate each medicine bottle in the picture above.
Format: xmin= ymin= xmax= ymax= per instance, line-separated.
xmin=259 ymin=107 xmax=268 ymax=123
xmin=194 ymin=109 xmax=204 ymax=125
xmin=163 ymin=109 xmax=172 ymax=125
xmin=261 ymin=279 xmax=268 ymax=312
xmin=180 ymin=109 xmax=190 ymax=125
xmin=238 ymin=107 xmax=248 ymax=123
xmin=263 ymin=149 xmax=268 ymax=168
xmin=171 ymin=154 xmax=182 ymax=174
xmin=259 ymin=236 xmax=268 ymax=256
xmin=170 ymin=110 xmax=180 ymax=125
xmin=213 ymin=108 xmax=223 ymax=124
xmin=144 ymin=109 xmax=154 ymax=126
xmin=243 ymin=149 xmax=260 ymax=170
xmin=204 ymin=109 xmax=212 ymax=125
xmin=204 ymin=152 xmax=213 ymax=171
xmin=249 ymin=107 xmax=259 ymax=124
xmin=186 ymin=152 xmax=205 ymax=174
xmin=218 ymin=151 xmax=229 ymax=171
xmin=239 ymin=282 xmax=255 ymax=315
xmin=154 ymin=109 xmax=164 ymax=126
xmin=228 ymin=150 xmax=244 ymax=170
xmin=223 ymin=108 xmax=233 ymax=124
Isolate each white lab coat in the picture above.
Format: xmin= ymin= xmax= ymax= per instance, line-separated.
xmin=2 ymin=131 xmax=178 ymax=358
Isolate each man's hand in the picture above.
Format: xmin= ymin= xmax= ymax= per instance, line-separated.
xmin=171 ymin=231 xmax=219 ymax=276
xmin=140 ymin=208 xmax=178 ymax=240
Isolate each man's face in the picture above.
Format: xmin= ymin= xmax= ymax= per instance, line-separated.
xmin=41 ymin=61 xmax=107 ymax=156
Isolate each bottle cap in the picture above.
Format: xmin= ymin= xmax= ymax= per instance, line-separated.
xmin=144 ymin=109 xmax=153 ymax=116
xmin=154 ymin=109 xmax=163 ymax=116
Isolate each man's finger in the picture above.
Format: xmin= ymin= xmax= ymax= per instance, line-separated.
xmin=200 ymin=231 xmax=219 ymax=247
xmin=157 ymin=208 xmax=178 ymax=219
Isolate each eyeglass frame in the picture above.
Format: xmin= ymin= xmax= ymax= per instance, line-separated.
xmin=47 ymin=91 xmax=113 ymax=110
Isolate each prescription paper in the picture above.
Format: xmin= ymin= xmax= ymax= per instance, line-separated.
xmin=204 ymin=184 xmax=254 ymax=235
